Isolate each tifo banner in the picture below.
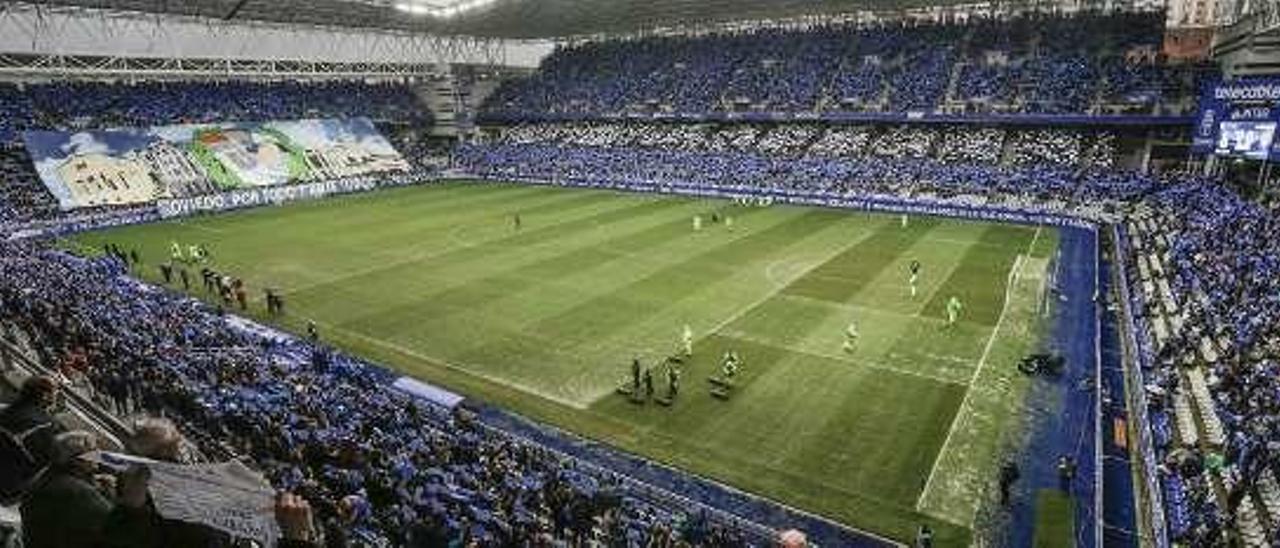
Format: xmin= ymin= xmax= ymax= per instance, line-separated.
xmin=1191 ymin=77 xmax=1280 ymax=160
xmin=23 ymin=118 xmax=409 ymax=210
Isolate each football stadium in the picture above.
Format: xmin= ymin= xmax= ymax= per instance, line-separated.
xmin=0 ymin=0 xmax=1276 ymax=547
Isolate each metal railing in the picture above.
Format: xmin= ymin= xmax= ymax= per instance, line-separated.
xmin=1110 ymin=224 xmax=1169 ymax=548
xmin=0 ymin=322 xmax=132 ymax=451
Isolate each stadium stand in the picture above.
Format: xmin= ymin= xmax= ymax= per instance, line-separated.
xmin=1007 ymin=129 xmax=1085 ymax=167
xmin=1118 ymin=182 xmax=1280 ymax=546
xmin=0 ymin=147 xmax=59 ymax=225
xmin=936 ymin=127 xmax=1005 ymax=164
xmin=806 ymin=126 xmax=877 ymax=158
xmin=0 ymin=241 xmax=763 ymax=546
xmin=458 ymin=123 xmax=1150 ymax=213
xmin=0 ymin=80 xmax=435 ymax=228
xmin=0 ymin=81 xmax=430 ymax=145
xmin=452 ymin=116 xmax=1278 ymax=545
xmin=0 ymin=4 xmax=1263 ymax=546
xmin=482 ymin=12 xmax=1211 ymax=119
xmin=754 ymin=125 xmax=823 ymax=157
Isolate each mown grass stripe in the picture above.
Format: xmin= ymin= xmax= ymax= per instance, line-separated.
xmin=918 ymin=224 xmax=1035 ymax=327
xmin=337 ymin=198 xmax=717 ymax=328
xmin=782 ymin=217 xmax=941 ymax=303
xmin=517 ymin=209 xmax=839 ymax=352
xmin=69 ymin=183 xmax=1058 ymax=548
xmin=916 ymin=233 xmax=1049 ymax=527
xmin=289 ymin=195 xmax=683 ymax=308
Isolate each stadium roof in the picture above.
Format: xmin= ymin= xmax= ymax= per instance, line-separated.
xmin=26 ymin=0 xmax=1057 ymax=39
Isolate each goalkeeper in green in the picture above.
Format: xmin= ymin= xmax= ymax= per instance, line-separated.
xmin=946 ymin=295 xmax=964 ymax=326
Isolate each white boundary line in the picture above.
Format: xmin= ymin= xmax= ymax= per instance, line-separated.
xmin=276 ymin=193 xmax=655 ymax=299
xmin=915 ymin=225 xmax=1041 ymax=514
xmin=309 ymin=318 xmax=592 ymax=410
xmin=268 ymin=222 xmax=481 ymax=300
xmin=779 ymin=293 xmax=961 ymax=329
xmin=715 ymin=328 xmax=968 ymax=385
xmin=702 ymin=218 xmax=885 ymax=337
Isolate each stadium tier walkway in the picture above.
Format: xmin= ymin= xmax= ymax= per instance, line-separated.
xmin=1100 ymin=257 xmax=1140 ymax=547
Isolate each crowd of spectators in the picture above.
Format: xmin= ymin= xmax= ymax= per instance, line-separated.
xmin=1120 ymin=180 xmax=1280 ymax=545
xmin=453 ymin=136 xmax=1153 ymax=214
xmin=705 ymin=125 xmax=761 ymax=153
xmin=483 ymin=12 xmax=1210 ymax=119
xmin=1008 ymin=129 xmax=1088 ymax=167
xmin=755 ymin=125 xmax=821 ymax=157
xmin=0 ymin=80 xmax=431 ymax=145
xmin=0 ymin=146 xmax=58 ymax=226
xmin=872 ymin=126 xmax=937 ymax=159
xmin=1 ymin=388 xmax=324 ymax=548
xmin=632 ymin=124 xmax=707 ymax=150
xmin=1081 ymin=132 xmax=1119 ymax=170
xmin=378 ymin=124 xmax=451 ymax=172
xmin=952 ymin=56 xmax=1017 ymax=113
xmin=0 ymin=242 xmax=760 ymax=546
xmin=478 ymin=122 xmax=1120 ymax=172
xmin=937 ymin=127 xmax=1004 ymax=164
xmin=806 ymin=126 xmax=876 ymax=158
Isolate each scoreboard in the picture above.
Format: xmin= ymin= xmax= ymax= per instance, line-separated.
xmin=1193 ymin=78 xmax=1280 ymax=161
xmin=1216 ymin=121 xmax=1277 ymax=160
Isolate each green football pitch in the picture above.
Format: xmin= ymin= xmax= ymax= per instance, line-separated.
xmin=70 ymin=182 xmax=1060 ymax=544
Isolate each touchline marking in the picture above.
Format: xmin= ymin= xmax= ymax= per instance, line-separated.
xmin=888 ymin=350 xmax=974 ymax=367
xmin=715 ymin=329 xmax=968 ymax=386
xmin=915 ymin=225 xmax=1041 ymax=514
xmin=309 ymin=318 xmax=591 ymax=410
